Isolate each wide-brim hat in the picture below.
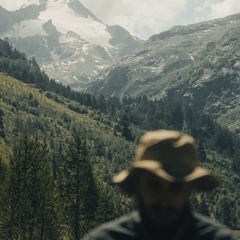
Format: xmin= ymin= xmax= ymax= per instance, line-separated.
xmin=113 ymin=130 xmax=219 ymax=193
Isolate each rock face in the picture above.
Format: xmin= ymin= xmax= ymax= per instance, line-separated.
xmin=86 ymin=13 xmax=240 ymax=130
xmin=0 ymin=0 xmax=143 ymax=90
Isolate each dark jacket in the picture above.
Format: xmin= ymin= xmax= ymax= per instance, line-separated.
xmin=84 ymin=209 xmax=237 ymax=240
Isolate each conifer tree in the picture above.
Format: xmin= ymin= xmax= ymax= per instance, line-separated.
xmin=5 ymin=134 xmax=59 ymax=239
xmin=0 ymin=158 xmax=9 ymax=239
xmin=0 ymin=108 xmax=5 ymax=138
xmin=61 ymin=126 xmax=99 ymax=239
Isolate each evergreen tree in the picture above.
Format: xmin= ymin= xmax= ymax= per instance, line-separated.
xmin=119 ymin=114 xmax=133 ymax=141
xmin=95 ymin=183 xmax=118 ymax=225
xmin=215 ymin=194 xmax=233 ymax=228
xmin=198 ymin=139 xmax=207 ymax=162
xmin=97 ymin=95 xmax=107 ymax=113
xmin=0 ymin=108 xmax=5 ymax=138
xmin=61 ymin=126 xmax=99 ymax=239
xmin=4 ymin=134 xmax=59 ymax=239
xmin=0 ymin=158 xmax=9 ymax=239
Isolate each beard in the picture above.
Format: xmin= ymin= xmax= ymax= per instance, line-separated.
xmin=137 ymin=198 xmax=186 ymax=227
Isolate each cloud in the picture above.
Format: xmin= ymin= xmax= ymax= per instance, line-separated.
xmin=0 ymin=0 xmax=26 ymax=10
xmin=1 ymin=0 xmax=240 ymax=39
xmin=208 ymin=0 xmax=240 ymax=19
xmin=194 ymin=0 xmax=240 ymax=21
xmin=81 ymin=0 xmax=188 ymax=39
xmin=81 ymin=0 xmax=240 ymax=39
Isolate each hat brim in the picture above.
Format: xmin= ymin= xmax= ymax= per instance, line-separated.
xmin=113 ymin=160 xmax=219 ymax=193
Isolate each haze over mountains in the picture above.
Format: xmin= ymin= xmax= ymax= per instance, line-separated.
xmin=1 ymin=0 xmax=240 ymax=131
xmin=0 ymin=0 xmax=142 ymax=90
xmin=86 ymin=13 xmax=240 ymax=131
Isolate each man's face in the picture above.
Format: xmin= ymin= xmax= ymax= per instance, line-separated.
xmin=136 ymin=171 xmax=192 ymax=226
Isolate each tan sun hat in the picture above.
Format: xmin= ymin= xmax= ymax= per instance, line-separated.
xmin=113 ymin=130 xmax=219 ymax=193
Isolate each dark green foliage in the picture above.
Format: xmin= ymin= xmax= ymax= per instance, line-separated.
xmin=0 ymin=108 xmax=5 ymax=138
xmin=215 ymin=195 xmax=232 ymax=227
xmin=59 ymin=126 xmax=99 ymax=239
xmin=119 ymin=114 xmax=134 ymax=141
xmin=0 ymin=37 xmax=240 ymax=235
xmin=97 ymin=95 xmax=107 ymax=113
xmin=0 ymin=40 xmax=48 ymax=89
xmin=233 ymin=147 xmax=240 ymax=170
xmin=0 ymin=158 xmax=9 ymax=237
xmin=0 ymin=38 xmax=26 ymax=59
xmin=95 ymin=183 xmax=118 ymax=224
xmin=2 ymin=134 xmax=59 ymax=240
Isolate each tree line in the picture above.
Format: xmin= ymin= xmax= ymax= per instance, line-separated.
xmin=1 ymin=37 xmax=240 ymax=235
xmin=0 ymin=126 xmax=123 ymax=239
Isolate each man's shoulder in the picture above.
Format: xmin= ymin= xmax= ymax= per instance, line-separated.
xmin=84 ymin=211 xmax=140 ymax=240
xmin=192 ymin=212 xmax=238 ymax=240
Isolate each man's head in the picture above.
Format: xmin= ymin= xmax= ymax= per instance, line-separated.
xmin=136 ymin=171 xmax=193 ymax=225
xmin=113 ymin=130 xmax=218 ymax=225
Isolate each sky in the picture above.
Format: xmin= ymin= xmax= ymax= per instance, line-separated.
xmin=0 ymin=0 xmax=240 ymax=40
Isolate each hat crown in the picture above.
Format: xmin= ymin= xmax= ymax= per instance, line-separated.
xmin=113 ymin=130 xmax=219 ymax=193
xmin=135 ymin=130 xmax=199 ymax=178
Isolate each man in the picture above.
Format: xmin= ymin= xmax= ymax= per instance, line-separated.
xmin=84 ymin=130 xmax=237 ymax=240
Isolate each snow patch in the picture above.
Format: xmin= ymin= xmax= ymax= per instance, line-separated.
xmin=189 ymin=54 xmax=194 ymax=61
xmin=82 ymin=44 xmax=89 ymax=52
xmin=78 ymin=58 xmax=85 ymax=62
xmin=38 ymin=1 xmax=111 ymax=49
xmin=234 ymin=61 xmax=240 ymax=68
xmin=73 ymin=76 xmax=79 ymax=81
xmin=96 ymin=65 xmax=106 ymax=69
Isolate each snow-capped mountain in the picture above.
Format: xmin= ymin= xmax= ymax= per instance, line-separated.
xmin=0 ymin=0 xmax=143 ymax=90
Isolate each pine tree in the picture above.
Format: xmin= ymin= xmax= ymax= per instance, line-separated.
xmin=0 ymin=158 xmax=9 ymax=239
xmin=0 ymin=108 xmax=5 ymax=138
xmin=5 ymin=134 xmax=59 ymax=239
xmin=95 ymin=183 xmax=118 ymax=224
xmin=61 ymin=126 xmax=99 ymax=239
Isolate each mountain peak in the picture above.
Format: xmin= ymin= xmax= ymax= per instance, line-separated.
xmin=67 ymin=0 xmax=101 ymax=22
xmin=0 ymin=0 xmax=142 ymax=90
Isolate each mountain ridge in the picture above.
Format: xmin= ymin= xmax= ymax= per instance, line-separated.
xmin=86 ymin=12 xmax=240 ymax=131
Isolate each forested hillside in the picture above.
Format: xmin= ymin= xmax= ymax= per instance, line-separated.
xmin=86 ymin=13 xmax=240 ymax=132
xmin=0 ymin=38 xmax=240 ymax=239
